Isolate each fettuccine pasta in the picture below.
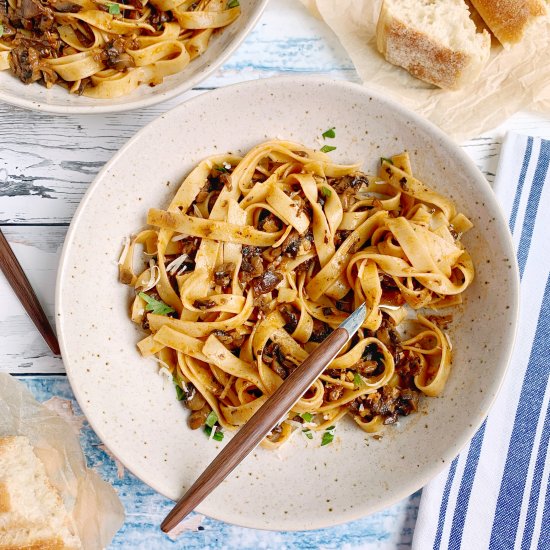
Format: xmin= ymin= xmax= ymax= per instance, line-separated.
xmin=119 ymin=139 xmax=475 ymax=447
xmin=0 ymin=0 xmax=240 ymax=97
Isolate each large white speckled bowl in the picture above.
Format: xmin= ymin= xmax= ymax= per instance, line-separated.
xmin=56 ymin=77 xmax=519 ymax=530
xmin=0 ymin=0 xmax=267 ymax=114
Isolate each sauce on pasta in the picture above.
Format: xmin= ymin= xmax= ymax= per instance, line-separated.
xmin=119 ymin=140 xmax=475 ymax=447
xmin=0 ymin=0 xmax=240 ymax=97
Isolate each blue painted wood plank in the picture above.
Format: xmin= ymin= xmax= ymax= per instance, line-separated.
xmin=17 ymin=376 xmax=419 ymax=549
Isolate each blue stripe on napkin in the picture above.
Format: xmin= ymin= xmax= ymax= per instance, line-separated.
xmin=523 ymin=391 xmax=550 ymax=550
xmin=448 ymin=424 xmax=487 ymax=550
xmin=434 ymin=459 xmax=458 ymax=550
xmin=489 ymin=275 xmax=550 ymax=548
xmin=412 ymin=133 xmax=550 ymax=550
xmin=517 ymin=140 xmax=550 ymax=276
xmin=509 ymin=136 xmax=533 ymax=234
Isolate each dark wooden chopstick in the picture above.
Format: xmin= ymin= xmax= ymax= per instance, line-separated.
xmin=0 ymin=229 xmax=60 ymax=355
xmin=161 ymin=303 xmax=366 ymax=533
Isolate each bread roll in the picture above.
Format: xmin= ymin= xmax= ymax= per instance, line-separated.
xmin=376 ymin=0 xmax=491 ymax=90
xmin=0 ymin=436 xmax=82 ymax=550
xmin=469 ymin=0 xmax=547 ymax=47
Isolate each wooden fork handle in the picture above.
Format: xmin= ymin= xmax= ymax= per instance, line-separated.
xmin=161 ymin=326 xmax=349 ymax=533
xmin=0 ymin=229 xmax=60 ymax=355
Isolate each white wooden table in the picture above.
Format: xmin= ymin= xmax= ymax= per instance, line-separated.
xmin=1 ymin=0 xmax=549 ymax=547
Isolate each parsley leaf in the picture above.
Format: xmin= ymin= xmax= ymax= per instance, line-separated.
xmin=353 ymin=372 xmax=364 ymax=388
xmin=227 ymin=0 xmax=239 ymax=7
xmin=320 ymin=186 xmax=332 ymax=198
xmin=205 ymin=410 xmax=218 ymax=428
xmin=107 ymin=2 xmax=120 ymax=14
xmin=300 ymin=412 xmax=314 ymax=423
xmin=204 ymin=425 xmax=224 ymax=441
xmin=0 ymin=24 xmax=4 ymax=38
xmin=138 ymin=292 xmax=175 ymax=315
xmin=173 ymin=374 xmax=186 ymax=401
xmin=322 ymin=127 xmax=336 ymax=139
xmin=321 ymin=428 xmax=335 ymax=446
xmin=320 ymin=145 xmax=336 ymax=153
xmin=302 ymin=429 xmax=313 ymax=440
xmin=381 ymin=157 xmax=394 ymax=165
xmin=175 ymin=384 xmax=185 ymax=401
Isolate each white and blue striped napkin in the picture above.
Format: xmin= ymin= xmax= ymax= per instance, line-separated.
xmin=412 ymin=133 xmax=550 ymax=550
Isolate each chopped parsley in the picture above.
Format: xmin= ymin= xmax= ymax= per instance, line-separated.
xmin=216 ymin=165 xmax=229 ymax=173
xmin=175 ymin=384 xmax=185 ymax=401
xmin=300 ymin=412 xmax=314 ymax=423
xmin=320 ymin=186 xmax=332 ymax=198
xmin=321 ymin=427 xmax=335 ymax=446
xmin=173 ymin=374 xmax=185 ymax=400
xmin=227 ymin=0 xmax=239 ymax=7
xmin=205 ymin=410 xmax=218 ymax=428
xmin=107 ymin=2 xmax=121 ymax=14
xmin=353 ymin=372 xmax=364 ymax=388
xmin=0 ymin=24 xmax=4 ymax=38
xmin=320 ymin=145 xmax=336 ymax=154
xmin=302 ymin=429 xmax=313 ymax=440
xmin=204 ymin=424 xmax=224 ymax=441
xmin=381 ymin=157 xmax=394 ymax=165
xmin=138 ymin=292 xmax=175 ymax=316
xmin=322 ymin=127 xmax=336 ymax=139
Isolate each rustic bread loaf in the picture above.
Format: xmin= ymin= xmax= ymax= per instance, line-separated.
xmin=0 ymin=436 xmax=82 ymax=550
xmin=376 ymin=0 xmax=491 ymax=90
xmin=469 ymin=0 xmax=547 ymax=47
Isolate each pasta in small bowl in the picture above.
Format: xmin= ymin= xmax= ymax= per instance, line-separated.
xmin=0 ymin=0 xmax=267 ymax=112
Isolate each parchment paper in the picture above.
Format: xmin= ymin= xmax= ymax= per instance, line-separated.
xmin=300 ymin=0 xmax=550 ymax=141
xmin=0 ymin=373 xmax=124 ymax=550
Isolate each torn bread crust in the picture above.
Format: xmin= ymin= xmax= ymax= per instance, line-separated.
xmin=376 ymin=0 xmax=491 ymax=90
xmin=381 ymin=20 xmax=473 ymax=89
xmin=470 ymin=0 xmax=547 ymax=47
xmin=0 ymin=533 xmax=66 ymax=550
xmin=0 ymin=484 xmax=10 ymax=515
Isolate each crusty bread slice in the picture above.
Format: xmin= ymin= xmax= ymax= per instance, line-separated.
xmin=470 ymin=0 xmax=547 ymax=47
xmin=376 ymin=0 xmax=491 ymax=90
xmin=0 ymin=436 xmax=81 ymax=550
xmin=464 ymin=0 xmax=495 ymax=39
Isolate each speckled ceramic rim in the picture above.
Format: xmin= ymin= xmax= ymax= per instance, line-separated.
xmin=56 ymin=76 xmax=520 ymax=530
xmin=0 ymin=0 xmax=268 ymax=115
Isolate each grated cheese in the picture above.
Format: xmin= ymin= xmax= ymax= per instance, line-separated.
xmin=138 ymin=259 xmax=160 ymax=292
xmin=165 ymin=254 xmax=189 ymax=275
xmin=444 ymin=332 xmax=453 ymax=351
xmin=118 ymin=236 xmax=130 ymax=265
xmin=158 ymin=366 xmax=172 ymax=383
xmin=155 ymin=362 xmax=174 ymax=391
xmin=171 ymin=233 xmax=189 ymax=242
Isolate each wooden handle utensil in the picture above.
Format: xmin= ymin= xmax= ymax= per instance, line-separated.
xmin=0 ymin=229 xmax=60 ymax=355
xmin=161 ymin=302 xmax=366 ymax=533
